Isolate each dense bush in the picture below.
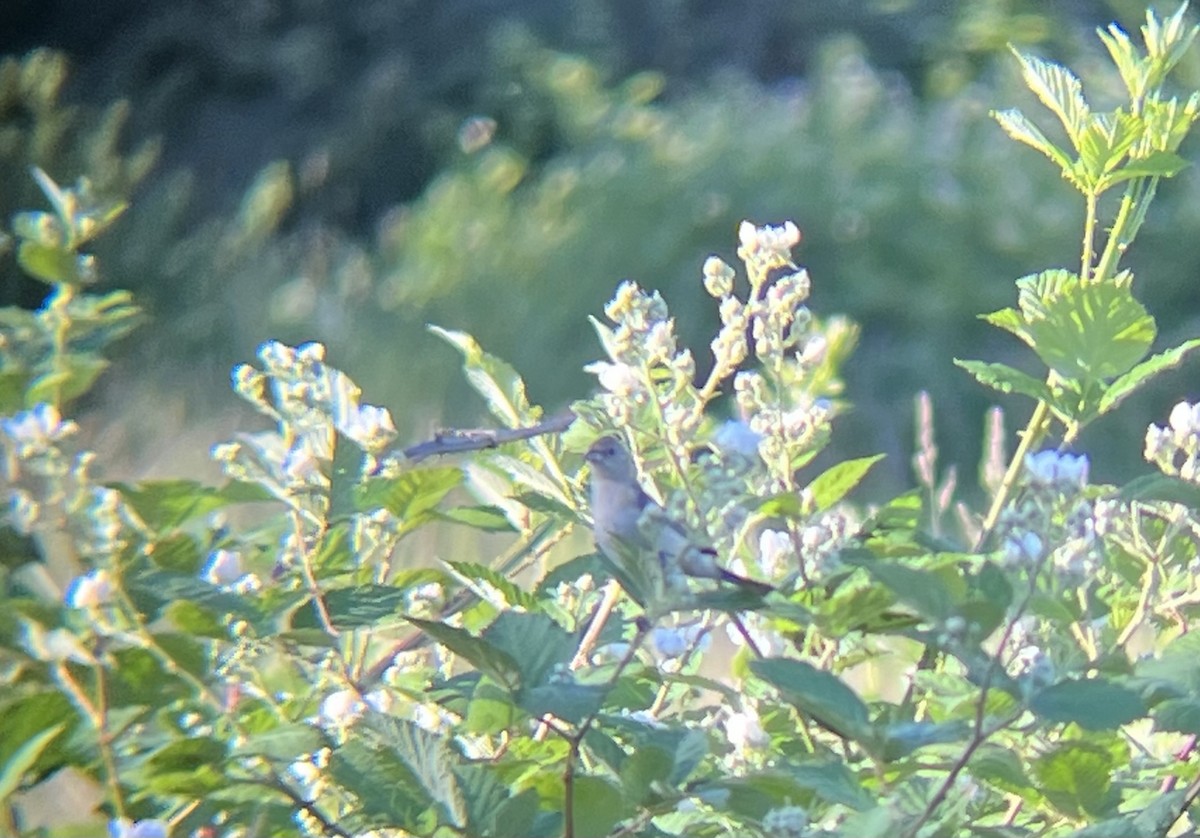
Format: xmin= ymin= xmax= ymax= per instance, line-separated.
xmin=4 ymin=8 xmax=1200 ymax=836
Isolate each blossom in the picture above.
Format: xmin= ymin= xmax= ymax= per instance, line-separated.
xmin=108 ymin=819 xmax=169 ymax=838
xmin=1023 ymin=450 xmax=1089 ymax=491
xmin=66 ymin=569 xmax=114 ymax=609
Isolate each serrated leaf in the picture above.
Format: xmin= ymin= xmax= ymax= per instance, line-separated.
xmin=429 ymin=325 xmax=536 ymax=427
xmin=1017 ymin=269 xmax=1155 ymax=382
xmin=436 ymin=505 xmax=516 ymax=532
xmin=355 ymin=466 xmax=463 ymax=521
xmin=1011 ymin=49 xmax=1091 ymax=147
xmin=328 ymin=738 xmax=433 ymax=830
xmin=992 ymin=109 xmax=1075 ymax=172
xmin=365 ymin=715 xmax=466 ymax=829
xmin=1106 ymin=150 xmax=1190 ymax=184
xmin=751 ymin=658 xmax=871 ymax=741
xmin=1098 ymin=338 xmax=1200 ymax=415
xmin=315 ymin=585 xmax=407 ymax=630
xmin=954 ymin=359 xmax=1052 ymax=401
xmin=1030 ymin=678 xmax=1145 ymax=730
xmin=806 ymin=454 xmax=884 ymax=511
xmin=444 ymin=560 xmax=540 ymax=611
xmin=1034 ymin=741 xmax=1119 ymax=819
xmin=483 ymin=611 xmax=576 ymax=688
xmin=113 ymin=479 xmax=244 ymax=531
xmin=231 ymin=723 xmax=323 ymax=761
xmin=407 ymin=617 xmax=522 ymax=691
xmin=841 ymin=554 xmax=957 ymax=621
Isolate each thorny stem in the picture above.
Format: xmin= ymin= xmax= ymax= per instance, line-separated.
xmin=901 ymin=584 xmax=1037 ymax=838
xmin=562 ymin=621 xmax=651 ymax=838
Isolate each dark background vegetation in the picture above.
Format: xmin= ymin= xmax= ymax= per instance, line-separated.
xmin=1 ymin=0 xmax=1198 ymax=496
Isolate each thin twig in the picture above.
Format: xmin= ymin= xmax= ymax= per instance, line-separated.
xmin=400 ymin=411 xmax=574 ymax=462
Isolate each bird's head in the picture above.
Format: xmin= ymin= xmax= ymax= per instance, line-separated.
xmin=585 ymin=435 xmax=638 ymax=483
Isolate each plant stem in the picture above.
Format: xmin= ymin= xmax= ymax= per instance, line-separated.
xmin=1081 ymin=192 xmax=1098 ymax=282
xmin=976 ymin=400 xmax=1051 ymax=549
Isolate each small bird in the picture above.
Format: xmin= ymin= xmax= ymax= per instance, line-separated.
xmin=585 ymin=435 xmax=773 ymax=596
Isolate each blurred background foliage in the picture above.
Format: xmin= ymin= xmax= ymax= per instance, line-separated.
xmin=1 ymin=0 xmax=1199 ymax=493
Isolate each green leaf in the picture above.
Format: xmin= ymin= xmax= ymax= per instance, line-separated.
xmin=16 ymin=241 xmax=83 ymax=285
xmin=788 ymin=761 xmax=875 ymax=810
xmin=1030 ymin=678 xmax=1145 ymax=730
xmin=1151 ymin=698 xmax=1200 ymax=735
xmin=164 ymin=600 xmax=227 ymax=638
xmin=26 ymin=353 xmax=109 ymax=405
xmin=1119 ymin=473 xmax=1200 ymax=507
xmin=0 ymin=691 xmax=75 ymax=773
xmin=313 ymin=585 xmax=408 ymax=630
xmin=445 ymin=561 xmax=541 ymax=611
xmin=356 ymin=466 xmax=463 ymax=522
xmin=970 ymin=744 xmax=1033 ymax=793
xmin=125 ymin=569 xmax=259 ymax=622
xmin=0 ymin=723 xmax=64 ymax=801
xmin=620 ymin=745 xmax=674 ymax=804
xmin=841 ymin=554 xmax=957 ymax=621
xmin=328 ymin=430 xmax=365 ymax=521
xmin=1011 ymin=49 xmax=1091 ymax=147
xmin=992 ymin=109 xmax=1075 ymax=172
xmin=113 ymin=479 xmax=245 ymax=531
xmin=365 ymin=716 xmax=467 ymax=829
xmin=1016 ymin=270 xmax=1155 ymax=382
xmin=806 ymin=454 xmax=884 ymax=511
xmin=1098 ymin=338 xmax=1200 ymax=415
xmin=954 ymin=359 xmax=1052 ymax=402
xmin=429 ymin=325 xmax=537 ymax=427
xmin=437 ymin=505 xmax=517 ymax=532
xmin=1034 ymin=741 xmax=1119 ymax=819
xmin=1105 ymin=150 xmax=1189 ymax=184
xmin=520 ymin=683 xmax=607 ymax=724
xmin=880 ymin=720 xmax=969 ymax=760
xmin=569 ymin=775 xmax=626 ymax=838
xmin=328 ymin=738 xmax=436 ymax=831
xmin=750 ymin=658 xmax=871 ymax=741
xmin=148 ymin=737 xmax=228 ymax=773
xmin=407 ymin=618 xmax=522 ymax=691
xmin=483 ymin=611 xmax=576 ymax=688
xmin=231 ymin=723 xmax=324 ymax=762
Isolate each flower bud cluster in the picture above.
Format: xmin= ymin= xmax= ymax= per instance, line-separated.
xmin=1 ymin=403 xmax=137 ymax=562
xmin=1146 ymin=401 xmax=1200 ymax=481
xmin=997 ymin=451 xmax=1101 ymax=583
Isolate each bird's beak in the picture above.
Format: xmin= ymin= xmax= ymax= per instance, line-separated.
xmin=585 ymin=447 xmax=602 ymax=465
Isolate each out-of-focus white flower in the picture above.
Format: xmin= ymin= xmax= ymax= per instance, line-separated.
xmin=585 ymin=361 xmax=644 ymax=397
xmin=714 ymin=420 xmax=761 ymax=459
xmin=23 ymin=624 xmax=94 ymax=664
xmin=108 ymin=819 xmax=169 ymax=838
xmin=0 ymin=403 xmax=77 ymax=454
xmin=1002 ymin=530 xmax=1044 ymax=569
xmin=335 ymin=401 xmax=397 ymax=453
xmin=737 ymin=220 xmax=801 ymax=259
xmin=66 ymin=569 xmax=113 ymax=609
xmin=203 ymin=549 xmax=244 ymax=586
xmin=758 ymin=529 xmax=792 ymax=576
xmin=702 ymin=255 xmax=735 ymax=298
xmin=319 ymin=690 xmax=365 ymax=727
xmin=1169 ymin=401 xmax=1200 ymax=436
xmin=1024 ymin=450 xmax=1089 ymax=491
xmin=725 ymin=704 xmax=769 ymax=754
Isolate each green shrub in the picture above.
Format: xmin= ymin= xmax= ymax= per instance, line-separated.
xmin=4 ymin=8 xmax=1200 ymax=836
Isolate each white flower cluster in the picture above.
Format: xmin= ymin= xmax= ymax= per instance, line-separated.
xmin=0 ymin=403 xmax=137 ymax=563
xmin=998 ymin=451 xmax=1101 ymax=582
xmin=1146 ymin=401 xmax=1200 ymax=481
